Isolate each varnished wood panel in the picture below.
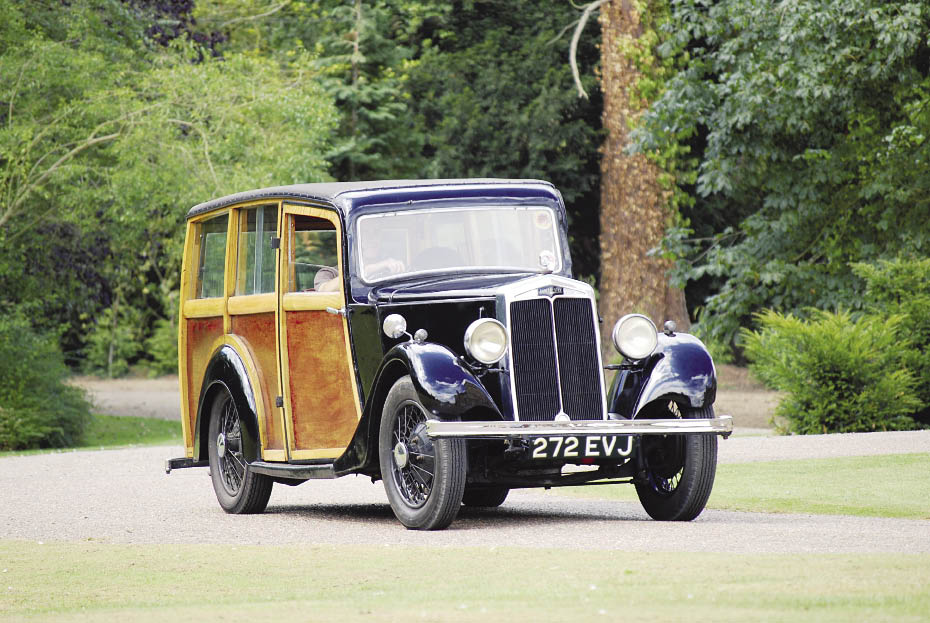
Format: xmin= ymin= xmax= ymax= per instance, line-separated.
xmin=230 ymin=313 xmax=284 ymax=451
xmin=186 ymin=317 xmax=223 ymax=443
xmin=286 ymin=310 xmax=358 ymax=452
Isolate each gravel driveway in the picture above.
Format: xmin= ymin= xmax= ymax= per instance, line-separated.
xmin=2 ymin=434 xmax=927 ymax=554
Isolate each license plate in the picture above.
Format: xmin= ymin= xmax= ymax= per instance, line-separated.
xmin=530 ymin=435 xmax=633 ymax=460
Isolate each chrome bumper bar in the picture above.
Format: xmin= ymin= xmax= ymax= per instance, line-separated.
xmin=426 ymin=415 xmax=732 ymax=439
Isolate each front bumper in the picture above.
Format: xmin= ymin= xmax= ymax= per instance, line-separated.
xmin=425 ymin=415 xmax=733 ymax=439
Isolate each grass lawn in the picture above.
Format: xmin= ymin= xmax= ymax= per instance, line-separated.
xmin=80 ymin=414 xmax=180 ymax=448
xmin=562 ymin=453 xmax=930 ymax=520
xmin=0 ymin=414 xmax=181 ymax=457
xmin=1 ymin=541 xmax=928 ymax=622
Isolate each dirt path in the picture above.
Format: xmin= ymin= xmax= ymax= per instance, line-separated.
xmin=70 ymin=376 xmax=181 ymax=421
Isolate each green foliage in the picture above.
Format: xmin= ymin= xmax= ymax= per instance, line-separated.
xmin=83 ymin=303 xmax=143 ymax=378
xmin=741 ymin=309 xmax=921 ymax=434
xmin=0 ymin=0 xmax=336 ymax=371
xmin=635 ymin=0 xmax=930 ymax=349
xmin=405 ymin=0 xmax=603 ymax=277
xmin=0 ymin=313 xmax=91 ymax=450
xmin=853 ymin=257 xmax=930 ymax=421
xmin=145 ymin=318 xmax=179 ymax=377
xmin=194 ymin=0 xmax=603 ymax=278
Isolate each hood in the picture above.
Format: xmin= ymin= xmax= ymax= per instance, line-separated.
xmin=368 ymin=272 xmax=595 ymax=304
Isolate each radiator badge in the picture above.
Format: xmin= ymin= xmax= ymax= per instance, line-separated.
xmin=538 ymin=285 xmax=564 ymax=298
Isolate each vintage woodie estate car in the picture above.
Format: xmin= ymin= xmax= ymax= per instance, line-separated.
xmin=165 ymin=179 xmax=732 ymax=530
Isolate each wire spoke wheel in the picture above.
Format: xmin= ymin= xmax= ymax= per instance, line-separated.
xmin=379 ymin=376 xmax=466 ymax=530
xmin=207 ymin=386 xmax=273 ymax=515
xmin=634 ymin=401 xmax=718 ymax=521
xmin=218 ymin=398 xmax=245 ymax=496
xmin=640 ymin=402 xmax=685 ymax=497
xmin=389 ymin=402 xmax=436 ymax=507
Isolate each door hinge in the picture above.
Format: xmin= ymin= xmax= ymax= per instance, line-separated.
xmin=275 ymin=396 xmax=284 ymax=408
xmin=270 ymin=237 xmax=280 ymax=250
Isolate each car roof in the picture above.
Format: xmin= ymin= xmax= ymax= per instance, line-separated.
xmin=186 ymin=178 xmax=558 ymax=220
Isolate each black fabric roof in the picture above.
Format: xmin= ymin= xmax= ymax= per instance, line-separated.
xmin=186 ymin=178 xmax=554 ymax=220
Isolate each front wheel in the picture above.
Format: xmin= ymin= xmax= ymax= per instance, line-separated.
xmin=379 ymin=376 xmax=466 ymax=530
xmin=207 ymin=386 xmax=273 ymax=514
xmin=634 ymin=402 xmax=717 ymax=521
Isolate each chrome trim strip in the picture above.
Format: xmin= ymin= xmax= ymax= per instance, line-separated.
xmin=426 ymin=415 xmax=733 ymax=439
xmin=501 ymin=275 xmax=607 ymax=421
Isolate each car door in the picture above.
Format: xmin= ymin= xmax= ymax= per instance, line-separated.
xmin=278 ymin=203 xmax=362 ymax=460
xmin=226 ymin=202 xmax=288 ymax=461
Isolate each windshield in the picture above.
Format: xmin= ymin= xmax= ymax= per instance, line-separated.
xmin=356 ymin=205 xmax=562 ymax=282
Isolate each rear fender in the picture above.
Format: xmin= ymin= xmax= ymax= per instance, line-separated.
xmin=193 ymin=345 xmax=262 ymax=463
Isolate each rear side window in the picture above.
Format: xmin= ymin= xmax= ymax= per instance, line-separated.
xmin=289 ymin=214 xmax=338 ymax=292
xmin=236 ymin=205 xmax=278 ymax=295
xmin=194 ymin=214 xmax=228 ymax=299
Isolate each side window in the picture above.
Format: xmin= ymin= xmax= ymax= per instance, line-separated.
xmin=289 ymin=214 xmax=339 ymax=292
xmin=194 ymin=213 xmax=228 ymax=299
xmin=236 ymin=205 xmax=278 ymax=296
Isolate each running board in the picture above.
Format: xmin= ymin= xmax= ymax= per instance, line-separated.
xmin=165 ymin=457 xmax=335 ymax=479
xmin=249 ymin=461 xmax=335 ymax=480
xmin=165 ymin=457 xmax=207 ymax=473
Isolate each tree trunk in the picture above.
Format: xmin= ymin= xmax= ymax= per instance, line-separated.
xmin=107 ymin=289 xmax=120 ymax=379
xmin=598 ymin=0 xmax=689 ymax=355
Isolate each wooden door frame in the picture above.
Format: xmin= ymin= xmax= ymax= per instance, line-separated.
xmin=277 ymin=203 xmax=362 ymax=460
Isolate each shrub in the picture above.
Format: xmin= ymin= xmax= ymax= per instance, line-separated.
xmin=83 ymin=304 xmax=142 ymax=378
xmin=853 ymin=257 xmax=930 ymax=423
xmin=144 ymin=317 xmax=178 ymax=377
xmin=741 ymin=309 xmax=921 ymax=434
xmin=0 ymin=313 xmax=91 ymax=450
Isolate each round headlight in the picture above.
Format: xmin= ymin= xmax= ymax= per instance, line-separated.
xmin=382 ymin=314 xmax=407 ymax=339
xmin=611 ymin=314 xmax=658 ymax=360
xmin=464 ymin=319 xmax=508 ymax=364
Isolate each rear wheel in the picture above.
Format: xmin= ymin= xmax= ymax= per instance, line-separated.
xmin=379 ymin=376 xmax=466 ymax=530
xmin=634 ymin=402 xmax=717 ymax=521
xmin=462 ymin=485 xmax=509 ymax=508
xmin=207 ymin=387 xmax=273 ymax=514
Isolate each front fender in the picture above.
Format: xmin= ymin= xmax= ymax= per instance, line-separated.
xmin=608 ymin=333 xmax=717 ymax=418
xmin=193 ymin=345 xmax=261 ymax=463
xmin=389 ymin=341 xmax=502 ymax=419
xmin=334 ymin=341 xmax=501 ymax=477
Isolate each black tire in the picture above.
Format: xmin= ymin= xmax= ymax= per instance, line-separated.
xmin=634 ymin=402 xmax=717 ymax=521
xmin=379 ymin=376 xmax=466 ymax=530
xmin=207 ymin=387 xmax=273 ymax=514
xmin=462 ymin=485 xmax=510 ymax=508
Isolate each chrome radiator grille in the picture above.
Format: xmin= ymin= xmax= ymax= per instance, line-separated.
xmin=509 ymin=297 xmax=604 ymax=421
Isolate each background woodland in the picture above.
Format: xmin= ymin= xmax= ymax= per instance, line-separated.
xmin=2 ymin=0 xmax=929 ymax=447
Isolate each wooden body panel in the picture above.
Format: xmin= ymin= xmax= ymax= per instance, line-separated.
xmin=181 ymin=200 xmax=364 ymax=463
xmin=285 ymin=310 xmax=359 ymax=453
xmin=230 ymin=312 xmax=285 ymax=452
xmin=185 ymin=316 xmax=223 ymax=443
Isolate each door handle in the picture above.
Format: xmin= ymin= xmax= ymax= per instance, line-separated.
xmin=325 ymin=306 xmax=347 ymax=317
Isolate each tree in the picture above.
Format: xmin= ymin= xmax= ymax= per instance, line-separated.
xmin=406 ymin=0 xmax=603 ymax=279
xmin=194 ymin=0 xmax=604 ymax=277
xmin=1 ymin=0 xmax=336 ymax=374
xmin=597 ymin=0 xmax=689 ymax=354
xmin=635 ymin=0 xmax=930 ymax=353
xmin=194 ymin=0 xmax=434 ymax=181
